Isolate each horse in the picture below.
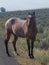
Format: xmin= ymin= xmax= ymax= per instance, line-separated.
xmin=4 ymin=11 xmax=38 ymax=59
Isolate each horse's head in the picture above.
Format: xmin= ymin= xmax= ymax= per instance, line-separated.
xmin=28 ymin=11 xmax=36 ymax=29
xmin=28 ymin=11 xmax=35 ymax=18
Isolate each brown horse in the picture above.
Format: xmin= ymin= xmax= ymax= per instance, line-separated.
xmin=4 ymin=11 xmax=38 ymax=59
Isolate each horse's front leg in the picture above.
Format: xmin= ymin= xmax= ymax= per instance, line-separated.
xmin=12 ymin=36 xmax=19 ymax=56
xmin=27 ymin=39 xmax=31 ymax=58
xmin=30 ymin=39 xmax=35 ymax=59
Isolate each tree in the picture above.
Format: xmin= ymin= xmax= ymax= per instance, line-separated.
xmin=0 ymin=7 xmax=6 ymax=12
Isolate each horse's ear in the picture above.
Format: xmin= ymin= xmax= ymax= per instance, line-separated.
xmin=33 ymin=11 xmax=35 ymax=15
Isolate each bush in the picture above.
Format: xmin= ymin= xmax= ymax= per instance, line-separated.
xmin=38 ymin=37 xmax=49 ymax=49
xmin=34 ymin=33 xmax=43 ymax=48
xmin=34 ymin=41 xmax=39 ymax=48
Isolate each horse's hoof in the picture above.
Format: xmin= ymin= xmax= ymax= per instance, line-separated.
xmin=8 ymin=54 xmax=11 ymax=57
xmin=7 ymin=53 xmax=12 ymax=57
xmin=31 ymin=56 xmax=34 ymax=59
xmin=17 ymin=53 xmax=19 ymax=56
xmin=29 ymin=55 xmax=34 ymax=59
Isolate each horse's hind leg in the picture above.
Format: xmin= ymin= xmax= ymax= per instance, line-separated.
xmin=12 ymin=35 xmax=19 ymax=55
xmin=4 ymin=30 xmax=11 ymax=56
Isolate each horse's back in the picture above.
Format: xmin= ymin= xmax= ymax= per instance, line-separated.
xmin=5 ymin=17 xmax=26 ymax=25
xmin=5 ymin=17 xmax=27 ymax=34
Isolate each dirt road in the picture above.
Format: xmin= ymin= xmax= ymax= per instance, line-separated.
xmin=0 ymin=36 xmax=20 ymax=65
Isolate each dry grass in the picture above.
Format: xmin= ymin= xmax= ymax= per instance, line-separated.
xmin=8 ymin=37 xmax=49 ymax=65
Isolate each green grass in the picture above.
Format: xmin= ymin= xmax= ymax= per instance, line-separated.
xmin=0 ymin=21 xmax=5 ymax=36
xmin=34 ymin=49 xmax=49 ymax=65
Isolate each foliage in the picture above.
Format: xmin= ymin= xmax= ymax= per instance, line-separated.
xmin=0 ymin=7 xmax=6 ymax=12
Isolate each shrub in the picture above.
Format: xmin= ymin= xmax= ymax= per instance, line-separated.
xmin=38 ymin=37 xmax=49 ymax=49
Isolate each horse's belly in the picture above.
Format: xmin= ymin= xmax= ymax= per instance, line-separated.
xmin=13 ymin=27 xmax=26 ymax=37
xmin=12 ymin=22 xmax=28 ymax=37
